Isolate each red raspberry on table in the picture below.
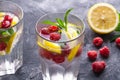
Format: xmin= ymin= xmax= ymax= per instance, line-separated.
xmin=99 ymin=46 xmax=110 ymax=58
xmin=92 ymin=61 xmax=106 ymax=73
xmin=87 ymin=50 xmax=97 ymax=61
xmin=115 ymin=37 xmax=120 ymax=47
xmin=4 ymin=15 xmax=13 ymax=23
xmin=48 ymin=26 xmax=59 ymax=32
xmin=1 ymin=20 xmax=11 ymax=28
xmin=93 ymin=37 xmax=103 ymax=47
xmin=49 ymin=32 xmax=61 ymax=41
xmin=40 ymin=27 xmax=50 ymax=35
xmin=0 ymin=42 xmax=7 ymax=51
xmin=52 ymin=55 xmax=65 ymax=63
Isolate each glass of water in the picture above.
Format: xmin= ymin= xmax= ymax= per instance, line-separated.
xmin=0 ymin=1 xmax=23 ymax=76
xmin=35 ymin=12 xmax=85 ymax=80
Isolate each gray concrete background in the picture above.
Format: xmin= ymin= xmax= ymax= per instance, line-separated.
xmin=0 ymin=0 xmax=120 ymax=80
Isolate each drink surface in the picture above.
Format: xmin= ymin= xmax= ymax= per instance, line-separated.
xmin=0 ymin=12 xmax=19 ymax=55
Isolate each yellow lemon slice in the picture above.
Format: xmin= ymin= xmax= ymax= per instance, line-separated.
xmin=64 ymin=23 xmax=81 ymax=61
xmin=64 ymin=23 xmax=78 ymax=39
xmin=37 ymin=40 xmax=61 ymax=54
xmin=0 ymin=17 xmax=3 ymax=21
xmin=5 ymin=33 xmax=16 ymax=53
xmin=11 ymin=16 xmax=19 ymax=26
xmin=87 ymin=3 xmax=119 ymax=34
xmin=67 ymin=44 xmax=80 ymax=61
xmin=0 ymin=12 xmax=5 ymax=17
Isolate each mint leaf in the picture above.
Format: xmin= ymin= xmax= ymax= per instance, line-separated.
xmin=110 ymin=34 xmax=120 ymax=42
xmin=8 ymin=28 xmax=14 ymax=35
xmin=42 ymin=20 xmax=58 ymax=26
xmin=2 ymin=31 xmax=10 ymax=37
xmin=115 ymin=13 xmax=120 ymax=31
xmin=64 ymin=8 xmax=73 ymax=31
xmin=77 ymin=30 xmax=80 ymax=34
xmin=116 ymin=23 xmax=120 ymax=31
xmin=42 ymin=8 xmax=73 ymax=32
xmin=56 ymin=18 xmax=65 ymax=29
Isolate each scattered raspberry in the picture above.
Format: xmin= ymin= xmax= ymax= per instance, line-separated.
xmin=87 ymin=50 xmax=97 ymax=61
xmin=52 ymin=55 xmax=65 ymax=63
xmin=49 ymin=32 xmax=61 ymax=41
xmin=0 ymin=42 xmax=7 ymax=51
xmin=4 ymin=15 xmax=13 ymax=22
xmin=1 ymin=20 xmax=11 ymax=28
xmin=93 ymin=37 xmax=103 ymax=47
xmin=92 ymin=61 xmax=106 ymax=73
xmin=48 ymin=26 xmax=59 ymax=32
xmin=115 ymin=37 xmax=120 ymax=47
xmin=40 ymin=27 xmax=50 ymax=35
xmin=99 ymin=46 xmax=110 ymax=58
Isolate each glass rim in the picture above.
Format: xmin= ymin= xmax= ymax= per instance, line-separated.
xmin=35 ymin=13 xmax=85 ymax=43
xmin=0 ymin=1 xmax=24 ymax=30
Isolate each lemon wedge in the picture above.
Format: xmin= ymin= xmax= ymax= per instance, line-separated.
xmin=67 ymin=44 xmax=80 ymax=61
xmin=87 ymin=3 xmax=119 ymax=34
xmin=63 ymin=23 xmax=81 ymax=61
xmin=0 ymin=12 xmax=5 ymax=17
xmin=5 ymin=33 xmax=16 ymax=53
xmin=64 ymin=23 xmax=78 ymax=39
xmin=37 ymin=40 xmax=61 ymax=54
xmin=11 ymin=16 xmax=19 ymax=26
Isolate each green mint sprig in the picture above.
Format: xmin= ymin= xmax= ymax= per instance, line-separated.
xmin=42 ymin=8 xmax=73 ymax=31
xmin=110 ymin=13 xmax=120 ymax=42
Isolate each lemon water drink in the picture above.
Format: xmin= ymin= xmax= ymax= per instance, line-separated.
xmin=0 ymin=1 xmax=23 ymax=76
xmin=36 ymin=11 xmax=85 ymax=80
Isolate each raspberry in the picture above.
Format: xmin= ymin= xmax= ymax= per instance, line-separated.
xmin=40 ymin=27 xmax=50 ymax=35
xmin=92 ymin=61 xmax=106 ymax=73
xmin=4 ymin=15 xmax=13 ymax=23
xmin=115 ymin=37 xmax=120 ymax=47
xmin=52 ymin=55 xmax=65 ymax=63
xmin=48 ymin=26 xmax=59 ymax=32
xmin=0 ymin=42 xmax=7 ymax=51
xmin=1 ymin=20 xmax=11 ymax=28
xmin=99 ymin=46 xmax=110 ymax=58
xmin=40 ymin=48 xmax=53 ymax=59
xmin=76 ymin=47 xmax=82 ymax=57
xmin=49 ymin=32 xmax=61 ymax=41
xmin=93 ymin=37 xmax=103 ymax=47
xmin=87 ymin=50 xmax=97 ymax=61
xmin=61 ymin=44 xmax=70 ymax=56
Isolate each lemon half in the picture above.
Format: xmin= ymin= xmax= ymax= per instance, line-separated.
xmin=87 ymin=3 xmax=119 ymax=34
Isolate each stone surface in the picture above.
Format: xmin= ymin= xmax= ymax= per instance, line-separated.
xmin=0 ymin=0 xmax=120 ymax=80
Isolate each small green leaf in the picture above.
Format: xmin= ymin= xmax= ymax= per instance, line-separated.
xmin=64 ymin=8 xmax=73 ymax=31
xmin=42 ymin=8 xmax=73 ymax=32
xmin=56 ymin=18 xmax=65 ymax=28
xmin=110 ymin=34 xmax=120 ymax=42
xmin=116 ymin=23 xmax=120 ymax=31
xmin=77 ymin=30 xmax=80 ymax=34
xmin=8 ymin=28 xmax=14 ymax=35
xmin=2 ymin=31 xmax=10 ymax=37
xmin=42 ymin=20 xmax=58 ymax=26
